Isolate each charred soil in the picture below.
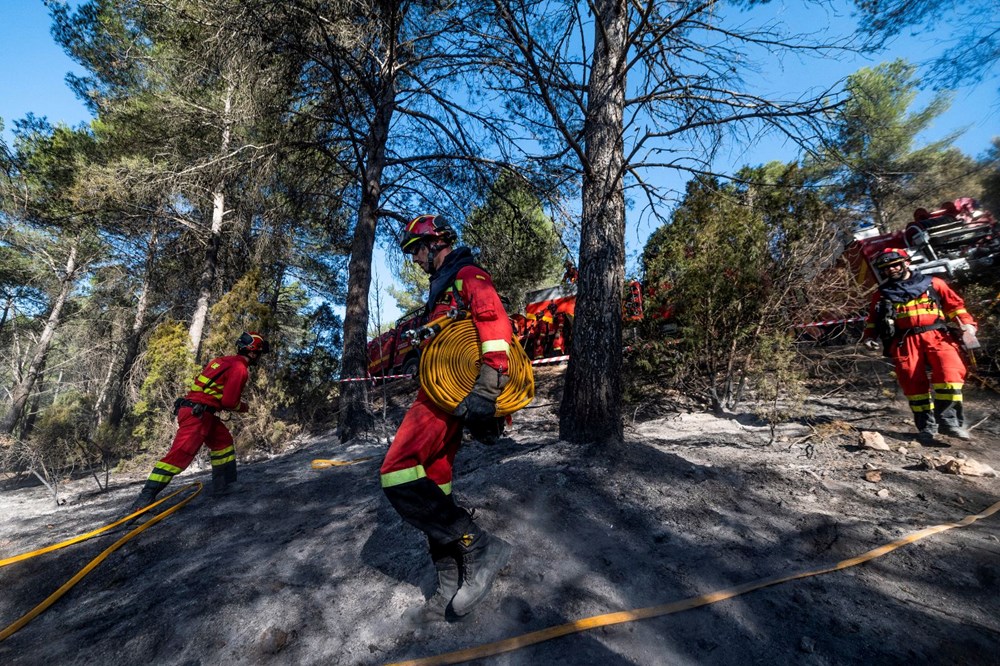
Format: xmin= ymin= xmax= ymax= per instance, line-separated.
xmin=1 ymin=356 xmax=999 ymax=665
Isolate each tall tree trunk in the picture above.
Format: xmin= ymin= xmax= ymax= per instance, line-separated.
xmin=19 ymin=357 xmax=47 ymax=440
xmin=338 ymin=80 xmax=397 ymax=442
xmin=1 ymin=242 xmax=79 ymax=434
xmin=0 ymin=294 xmax=11 ymax=334
xmin=559 ymin=0 xmax=627 ymax=446
xmin=189 ymin=86 xmax=233 ymax=361
xmin=108 ymin=224 xmax=159 ymax=427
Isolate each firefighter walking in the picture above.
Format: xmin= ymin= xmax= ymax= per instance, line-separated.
xmin=381 ymin=214 xmax=514 ymax=624
xmin=129 ymin=332 xmax=269 ymax=511
xmin=862 ymin=249 xmax=978 ymax=441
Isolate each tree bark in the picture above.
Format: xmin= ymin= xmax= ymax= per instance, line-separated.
xmin=559 ymin=0 xmax=628 ymax=446
xmin=1 ymin=242 xmax=79 ymax=434
xmin=336 ymin=2 xmax=400 ymax=442
xmin=108 ymin=224 xmax=158 ymax=427
xmin=337 ymin=91 xmax=395 ymax=442
xmin=189 ymin=86 xmax=233 ymax=362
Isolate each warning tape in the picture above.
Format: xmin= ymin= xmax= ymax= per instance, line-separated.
xmin=387 ymin=498 xmax=1000 ymax=666
xmin=530 ymin=355 xmax=569 ymax=366
xmin=792 ymin=316 xmax=866 ymax=329
xmin=338 ymin=374 xmax=413 ymax=383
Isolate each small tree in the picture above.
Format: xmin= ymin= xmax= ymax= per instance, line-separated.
xmin=642 ymin=165 xmax=841 ymax=416
xmin=464 ymin=170 xmax=565 ymax=312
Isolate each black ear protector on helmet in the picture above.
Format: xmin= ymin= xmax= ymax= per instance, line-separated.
xmin=236 ymin=332 xmax=270 ymax=354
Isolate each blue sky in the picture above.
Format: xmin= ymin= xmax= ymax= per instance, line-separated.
xmin=2 ymin=0 xmax=997 ymax=325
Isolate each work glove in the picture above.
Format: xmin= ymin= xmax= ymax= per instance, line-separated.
xmin=453 ymin=365 xmax=510 ymax=422
xmin=466 ymin=416 xmax=507 ymax=445
xmin=862 ymin=338 xmax=880 ymax=351
xmin=960 ymin=323 xmax=978 ymax=335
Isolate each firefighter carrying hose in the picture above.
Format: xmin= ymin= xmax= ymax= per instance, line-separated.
xmin=381 ymin=214 xmax=514 ymax=624
xmin=129 ymin=332 xmax=269 ymax=511
xmin=862 ymin=249 xmax=978 ymax=441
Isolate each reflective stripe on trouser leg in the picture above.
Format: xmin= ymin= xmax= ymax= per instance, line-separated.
xmin=382 ymin=477 xmax=476 ymax=545
xmin=210 ymin=445 xmax=237 ymax=483
xmin=905 ymin=392 xmax=934 ymax=431
xmin=382 ymin=389 xmax=469 ymax=543
xmin=933 ymin=382 xmax=964 ymax=428
xmin=144 ymin=461 xmax=183 ymax=493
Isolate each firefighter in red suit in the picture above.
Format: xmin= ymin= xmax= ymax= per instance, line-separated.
xmin=381 ymin=214 xmax=513 ymax=624
xmin=862 ymin=249 xmax=977 ymax=440
xmin=129 ymin=332 xmax=269 ymax=510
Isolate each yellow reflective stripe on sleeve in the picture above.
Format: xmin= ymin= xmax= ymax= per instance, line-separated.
xmin=946 ymin=308 xmax=968 ymax=318
xmin=380 ymin=465 xmax=427 ymax=488
xmin=481 ymin=339 xmax=510 ymax=354
xmin=454 ymin=279 xmax=463 ymax=290
xmin=439 ymin=482 xmax=452 ymax=495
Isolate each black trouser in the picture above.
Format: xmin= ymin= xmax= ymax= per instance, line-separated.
xmin=383 ymin=478 xmax=475 ymax=546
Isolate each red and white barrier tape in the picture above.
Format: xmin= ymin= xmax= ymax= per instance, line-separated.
xmin=338 ymin=373 xmax=413 ymax=383
xmin=531 ymin=355 xmax=570 ymax=365
xmin=792 ymin=316 xmax=866 ymax=329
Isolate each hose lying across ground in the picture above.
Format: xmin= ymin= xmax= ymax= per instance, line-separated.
xmin=0 ymin=482 xmax=203 ymax=642
xmin=387 ymin=498 xmax=1000 ymax=666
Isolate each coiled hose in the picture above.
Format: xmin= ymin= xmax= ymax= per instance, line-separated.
xmin=419 ymin=317 xmax=534 ymax=416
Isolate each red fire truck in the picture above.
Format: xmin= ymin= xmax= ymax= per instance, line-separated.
xmin=366 ymin=308 xmax=428 ymax=379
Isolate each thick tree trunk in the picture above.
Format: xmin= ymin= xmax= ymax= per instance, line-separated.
xmin=337 ymin=90 xmax=395 ymax=442
xmin=559 ymin=0 xmax=627 ymax=446
xmin=1 ymin=242 xmax=79 ymax=434
xmin=189 ymin=87 xmax=233 ymax=361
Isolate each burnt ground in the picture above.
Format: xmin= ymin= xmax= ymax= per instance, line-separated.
xmin=1 ymin=350 xmax=999 ymax=665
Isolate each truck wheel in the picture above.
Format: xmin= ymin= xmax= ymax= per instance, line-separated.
xmin=402 ymin=357 xmax=419 ymax=381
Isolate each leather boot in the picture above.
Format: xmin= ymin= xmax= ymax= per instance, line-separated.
xmin=403 ymin=542 xmax=461 ymax=626
xmin=128 ymin=486 xmax=160 ymax=514
xmin=212 ymin=466 xmax=229 ymax=497
xmin=451 ymin=530 xmax=512 ymax=616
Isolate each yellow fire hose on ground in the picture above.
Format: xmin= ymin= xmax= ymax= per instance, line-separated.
xmin=414 ymin=311 xmax=534 ymax=416
xmin=387 ymin=498 xmax=1000 ymax=666
xmin=311 ymin=457 xmax=375 ymax=469
xmin=0 ymin=481 xmax=203 ymax=642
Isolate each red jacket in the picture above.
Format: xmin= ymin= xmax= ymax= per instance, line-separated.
xmin=185 ymin=354 xmax=250 ymax=411
xmin=864 ymin=276 xmax=975 ymax=339
xmin=430 ymin=265 xmax=513 ymax=374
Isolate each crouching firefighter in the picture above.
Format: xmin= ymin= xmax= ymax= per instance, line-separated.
xmin=862 ymin=249 xmax=978 ymax=441
xmin=129 ymin=331 xmax=269 ymax=511
xmin=381 ymin=214 xmax=514 ymax=624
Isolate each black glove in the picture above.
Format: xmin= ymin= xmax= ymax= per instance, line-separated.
xmin=466 ymin=416 xmax=507 ymax=445
xmin=453 ymin=365 xmax=510 ymax=422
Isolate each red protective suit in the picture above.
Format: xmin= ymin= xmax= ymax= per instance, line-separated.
xmin=142 ymin=354 xmax=250 ymax=494
xmin=863 ymin=275 xmax=975 ymax=433
xmin=380 ymin=250 xmax=512 ymax=545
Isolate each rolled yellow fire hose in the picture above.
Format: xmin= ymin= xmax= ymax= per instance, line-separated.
xmin=418 ymin=316 xmax=534 ymax=416
xmin=387 ymin=498 xmax=1000 ymax=666
xmin=0 ymin=482 xmax=202 ymax=642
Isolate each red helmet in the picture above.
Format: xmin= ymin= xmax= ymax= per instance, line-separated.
xmin=873 ymin=248 xmax=909 ymax=269
xmin=399 ymin=214 xmax=457 ymax=255
xmin=236 ymin=331 xmax=270 ymax=354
